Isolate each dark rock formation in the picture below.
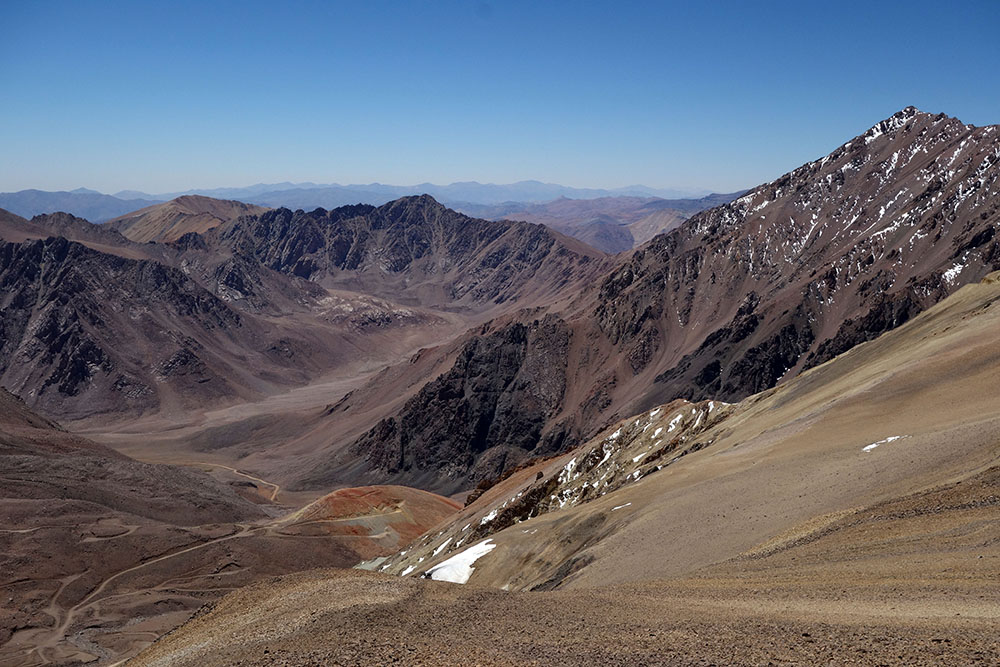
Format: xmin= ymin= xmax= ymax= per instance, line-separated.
xmin=349 ymin=315 xmax=572 ymax=493
xmin=214 ymin=195 xmax=605 ymax=308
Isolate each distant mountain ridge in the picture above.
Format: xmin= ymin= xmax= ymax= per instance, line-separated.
xmin=456 ymin=192 xmax=745 ymax=253
xmin=0 ymin=182 xmax=721 ymax=225
xmin=0 ymin=184 xmax=740 ymax=255
xmin=0 ymin=189 xmax=161 ymax=222
xmin=209 ymin=194 xmax=608 ymax=309
xmin=120 ymin=180 xmax=715 ymax=205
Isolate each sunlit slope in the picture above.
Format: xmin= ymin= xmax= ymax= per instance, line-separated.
xmin=385 ymin=271 xmax=1000 ymax=590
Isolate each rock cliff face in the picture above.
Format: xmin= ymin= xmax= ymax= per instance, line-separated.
xmin=347 ymin=316 xmax=572 ymax=493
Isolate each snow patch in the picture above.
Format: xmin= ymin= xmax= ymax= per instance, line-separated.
xmin=667 ymin=414 xmax=684 ymax=432
xmin=432 ymin=538 xmax=452 ymax=557
xmin=425 ymin=539 xmax=497 ymax=584
xmin=943 ymin=262 xmax=965 ymax=284
xmin=862 ymin=435 xmax=907 ymax=453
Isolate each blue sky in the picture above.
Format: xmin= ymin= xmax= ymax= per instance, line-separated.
xmin=1 ymin=0 xmax=998 ymax=194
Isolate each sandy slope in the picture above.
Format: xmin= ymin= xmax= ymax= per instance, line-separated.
xmin=106 ymin=195 xmax=267 ymax=243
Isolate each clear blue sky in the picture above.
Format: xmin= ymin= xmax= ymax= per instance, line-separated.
xmin=1 ymin=0 xmax=998 ymax=194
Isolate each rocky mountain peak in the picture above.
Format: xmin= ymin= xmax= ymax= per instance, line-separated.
xmin=330 ymin=107 xmax=1000 ymax=493
xmin=216 ymin=196 xmax=605 ymax=307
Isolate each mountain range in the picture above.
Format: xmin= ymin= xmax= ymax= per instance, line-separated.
xmin=115 ymin=180 xmax=714 ymax=206
xmin=2 ymin=106 xmax=998 ymax=664
xmin=305 ymin=106 xmax=1000 ymax=494
xmin=0 ymin=188 xmax=160 ymax=223
xmin=0 ymin=181 xmax=716 ymax=224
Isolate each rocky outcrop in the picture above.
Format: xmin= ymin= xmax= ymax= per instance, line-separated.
xmin=347 ymin=315 xmax=572 ymax=494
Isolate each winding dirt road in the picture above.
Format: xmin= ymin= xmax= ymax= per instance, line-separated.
xmin=21 ymin=524 xmax=258 ymax=665
xmin=188 ymin=462 xmax=281 ymax=502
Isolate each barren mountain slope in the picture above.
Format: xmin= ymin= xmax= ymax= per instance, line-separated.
xmin=0 ymin=389 xmax=460 ymax=666
xmin=383 ymin=271 xmax=1000 ymax=590
xmin=211 ymin=194 xmax=609 ymax=310
xmin=603 ymin=107 xmax=1000 ymax=405
xmin=626 ymin=206 xmax=688 ymax=246
xmin=0 ymin=209 xmax=45 ymax=243
xmin=136 ymin=273 xmax=1000 ymax=666
xmin=331 ymin=108 xmax=1000 ymax=494
xmin=128 ymin=560 xmax=1000 ymax=667
xmin=107 ymin=195 xmax=268 ymax=243
xmin=0 ymin=209 xmax=171 ymax=262
xmin=0 ymin=236 xmax=335 ymax=421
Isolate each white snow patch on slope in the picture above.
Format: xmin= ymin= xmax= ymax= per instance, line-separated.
xmin=432 ymin=538 xmax=452 ymax=557
xmin=943 ymin=262 xmax=965 ymax=284
xmin=425 ymin=539 xmax=497 ymax=584
xmin=611 ymin=503 xmax=632 ymax=511
xmin=667 ymin=414 xmax=684 ymax=432
xmin=862 ymin=435 xmax=907 ymax=452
